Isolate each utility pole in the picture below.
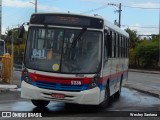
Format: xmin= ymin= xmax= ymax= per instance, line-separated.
xmin=35 ymin=0 xmax=37 ymax=13
xmin=119 ymin=3 xmax=122 ymax=27
xmin=108 ymin=3 xmax=122 ymax=27
xmin=30 ymin=0 xmax=37 ymax=13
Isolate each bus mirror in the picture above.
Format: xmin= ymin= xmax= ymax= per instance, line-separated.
xmin=18 ymin=25 xmax=25 ymax=38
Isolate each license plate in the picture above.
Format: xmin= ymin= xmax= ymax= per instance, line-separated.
xmin=51 ymin=93 xmax=65 ymax=99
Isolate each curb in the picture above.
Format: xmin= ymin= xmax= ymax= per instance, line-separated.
xmin=0 ymin=85 xmax=18 ymax=93
xmin=129 ymin=69 xmax=160 ymax=74
xmin=124 ymin=83 xmax=160 ymax=98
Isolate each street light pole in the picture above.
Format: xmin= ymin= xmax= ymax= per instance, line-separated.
xmin=158 ymin=5 xmax=160 ymax=67
xmin=10 ymin=28 xmax=15 ymax=84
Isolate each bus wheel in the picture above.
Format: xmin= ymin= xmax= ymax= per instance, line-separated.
xmin=115 ymin=76 xmax=122 ymax=98
xmin=99 ymin=84 xmax=110 ymax=108
xmin=31 ymin=100 xmax=50 ymax=108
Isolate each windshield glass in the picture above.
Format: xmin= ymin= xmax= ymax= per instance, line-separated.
xmin=25 ymin=27 xmax=102 ymax=74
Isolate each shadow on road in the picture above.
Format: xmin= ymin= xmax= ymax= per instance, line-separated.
xmin=31 ymin=95 xmax=121 ymax=117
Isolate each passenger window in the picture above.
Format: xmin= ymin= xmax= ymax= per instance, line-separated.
xmin=104 ymin=30 xmax=112 ymax=58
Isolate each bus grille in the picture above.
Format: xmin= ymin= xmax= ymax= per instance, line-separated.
xmin=34 ymin=81 xmax=88 ymax=92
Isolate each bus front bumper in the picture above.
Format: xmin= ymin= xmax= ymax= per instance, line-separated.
xmin=21 ymin=81 xmax=101 ymax=105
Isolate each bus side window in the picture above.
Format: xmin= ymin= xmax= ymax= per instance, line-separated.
xmin=112 ymin=31 xmax=115 ymax=58
xmin=123 ymin=37 xmax=125 ymax=58
xmin=116 ymin=33 xmax=119 ymax=57
xmin=104 ymin=30 xmax=112 ymax=58
xmin=126 ymin=38 xmax=129 ymax=57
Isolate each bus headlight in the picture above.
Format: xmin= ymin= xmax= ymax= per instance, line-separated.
xmin=24 ymin=76 xmax=32 ymax=84
xmin=88 ymin=74 xmax=100 ymax=89
xmin=22 ymin=69 xmax=32 ymax=84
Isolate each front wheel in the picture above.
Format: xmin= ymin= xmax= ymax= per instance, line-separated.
xmin=99 ymin=84 xmax=110 ymax=108
xmin=31 ymin=100 xmax=50 ymax=108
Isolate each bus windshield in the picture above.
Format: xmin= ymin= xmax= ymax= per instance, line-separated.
xmin=25 ymin=27 xmax=102 ymax=74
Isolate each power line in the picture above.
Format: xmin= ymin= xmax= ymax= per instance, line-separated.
xmin=122 ymin=25 xmax=159 ymax=29
xmin=122 ymin=5 xmax=159 ymax=10
xmin=81 ymin=4 xmax=108 ymax=14
xmin=81 ymin=3 xmax=160 ymax=14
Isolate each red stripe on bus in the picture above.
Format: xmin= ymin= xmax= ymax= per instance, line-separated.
xmin=28 ymin=73 xmax=92 ymax=85
xmin=28 ymin=69 xmax=128 ymax=85
xmin=99 ymin=69 xmax=128 ymax=83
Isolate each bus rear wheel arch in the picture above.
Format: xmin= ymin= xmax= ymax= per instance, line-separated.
xmin=114 ymin=75 xmax=123 ymax=98
xmin=31 ymin=100 xmax=50 ymax=108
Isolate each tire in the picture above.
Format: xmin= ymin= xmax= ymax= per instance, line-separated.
xmin=115 ymin=76 xmax=122 ymax=98
xmin=99 ymin=84 xmax=110 ymax=108
xmin=31 ymin=100 xmax=50 ymax=108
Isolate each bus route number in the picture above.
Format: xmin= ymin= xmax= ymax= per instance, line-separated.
xmin=32 ymin=49 xmax=46 ymax=58
xmin=71 ymin=81 xmax=81 ymax=85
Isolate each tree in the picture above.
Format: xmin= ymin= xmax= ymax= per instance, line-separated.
xmin=125 ymin=28 xmax=139 ymax=66
xmin=135 ymin=38 xmax=159 ymax=68
xmin=125 ymin=28 xmax=139 ymax=49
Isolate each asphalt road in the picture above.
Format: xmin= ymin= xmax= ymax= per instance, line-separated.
xmin=0 ymin=88 xmax=160 ymax=118
xmin=128 ymin=72 xmax=160 ymax=90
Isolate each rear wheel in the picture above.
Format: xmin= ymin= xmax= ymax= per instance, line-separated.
xmin=31 ymin=100 xmax=50 ymax=108
xmin=99 ymin=84 xmax=110 ymax=108
xmin=115 ymin=76 xmax=123 ymax=98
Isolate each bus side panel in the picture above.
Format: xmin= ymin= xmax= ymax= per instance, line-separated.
xmin=115 ymin=58 xmax=123 ymax=92
xmin=110 ymin=58 xmax=118 ymax=95
xmin=99 ymin=58 xmax=112 ymax=103
xmin=114 ymin=58 xmax=128 ymax=92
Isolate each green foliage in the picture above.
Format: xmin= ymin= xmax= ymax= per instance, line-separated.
xmin=125 ymin=28 xmax=139 ymax=49
xmin=135 ymin=39 xmax=159 ymax=68
xmin=6 ymin=44 xmax=25 ymax=56
xmin=3 ymin=27 xmax=27 ymax=57
xmin=4 ymin=28 xmax=27 ymax=45
xmin=129 ymin=48 xmax=136 ymax=66
xmin=125 ymin=28 xmax=159 ymax=69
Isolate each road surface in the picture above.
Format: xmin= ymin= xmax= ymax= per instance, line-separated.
xmin=128 ymin=72 xmax=160 ymax=91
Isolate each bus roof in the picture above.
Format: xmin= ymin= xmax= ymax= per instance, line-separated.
xmin=31 ymin=13 xmax=129 ymax=38
xmin=31 ymin=12 xmax=103 ymax=20
xmin=104 ymin=19 xmax=129 ymax=38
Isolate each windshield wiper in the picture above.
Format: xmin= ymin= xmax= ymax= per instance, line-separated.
xmin=67 ymin=28 xmax=87 ymax=60
xmin=70 ymin=27 xmax=87 ymax=48
xmin=64 ymin=28 xmax=87 ymax=71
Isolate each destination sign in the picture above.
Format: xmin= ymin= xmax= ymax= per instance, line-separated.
xmin=30 ymin=14 xmax=104 ymax=29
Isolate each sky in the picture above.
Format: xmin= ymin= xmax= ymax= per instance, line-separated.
xmin=1 ymin=0 xmax=160 ymax=35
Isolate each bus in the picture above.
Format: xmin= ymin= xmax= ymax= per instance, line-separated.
xmin=20 ymin=13 xmax=129 ymax=108
xmin=0 ymin=39 xmax=5 ymax=56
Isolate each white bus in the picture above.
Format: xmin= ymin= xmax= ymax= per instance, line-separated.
xmin=20 ymin=13 xmax=129 ymax=108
